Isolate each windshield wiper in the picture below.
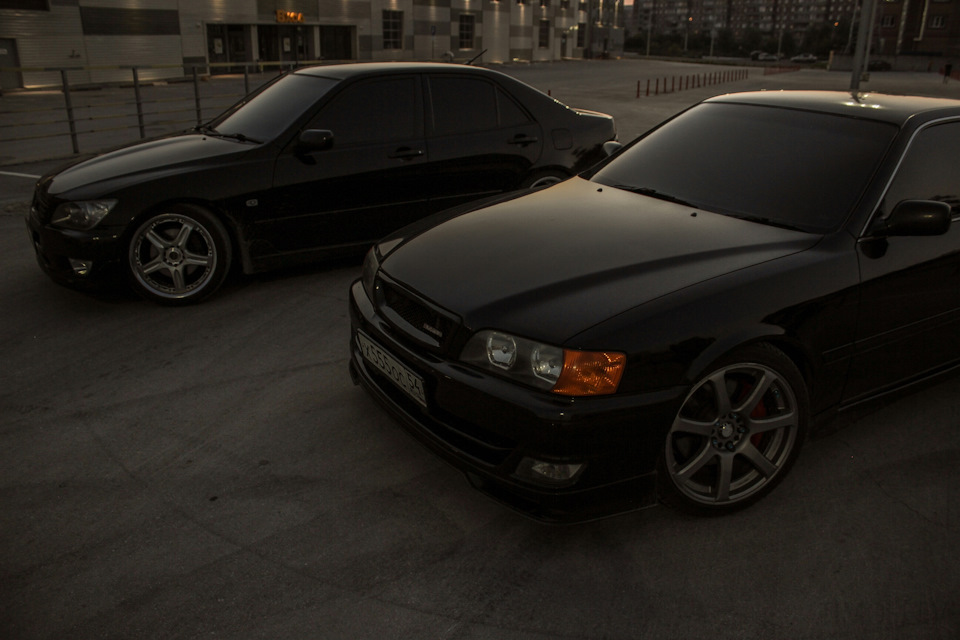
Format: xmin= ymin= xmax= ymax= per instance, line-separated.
xmin=609 ymin=185 xmax=695 ymax=207
xmin=195 ymin=125 xmax=261 ymax=144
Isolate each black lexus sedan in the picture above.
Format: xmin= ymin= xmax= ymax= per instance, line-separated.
xmin=25 ymin=63 xmax=615 ymax=305
xmin=349 ymin=91 xmax=960 ymax=521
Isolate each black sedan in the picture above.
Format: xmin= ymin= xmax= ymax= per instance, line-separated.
xmin=349 ymin=91 xmax=960 ymax=521
xmin=25 ymin=63 xmax=615 ymax=304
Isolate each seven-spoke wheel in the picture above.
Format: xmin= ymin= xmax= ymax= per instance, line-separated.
xmin=127 ymin=205 xmax=231 ymax=305
xmin=660 ymin=344 xmax=808 ymax=514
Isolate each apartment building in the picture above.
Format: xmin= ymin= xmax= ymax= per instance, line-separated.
xmin=628 ymin=0 xmax=958 ymax=57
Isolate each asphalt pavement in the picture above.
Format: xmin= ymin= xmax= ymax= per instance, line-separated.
xmin=1 ymin=59 xmax=959 ymax=640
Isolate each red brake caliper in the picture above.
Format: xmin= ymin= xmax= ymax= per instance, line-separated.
xmin=750 ymin=392 xmax=767 ymax=446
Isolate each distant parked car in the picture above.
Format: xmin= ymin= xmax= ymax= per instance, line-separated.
xmin=869 ymin=59 xmax=893 ymax=71
xmin=791 ymin=53 xmax=817 ymax=63
xmin=757 ymin=53 xmax=779 ymax=62
xmin=350 ymin=91 xmax=960 ymax=521
xmin=26 ymin=63 xmax=616 ymax=304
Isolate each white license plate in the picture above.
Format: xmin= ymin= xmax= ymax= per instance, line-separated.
xmin=357 ymin=332 xmax=427 ymax=407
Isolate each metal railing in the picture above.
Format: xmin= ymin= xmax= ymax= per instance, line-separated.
xmin=0 ymin=61 xmax=324 ymax=160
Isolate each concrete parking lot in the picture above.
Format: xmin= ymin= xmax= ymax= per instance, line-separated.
xmin=1 ymin=60 xmax=959 ymax=639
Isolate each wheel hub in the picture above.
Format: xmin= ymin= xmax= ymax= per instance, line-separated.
xmin=164 ymin=247 xmax=184 ymax=266
xmin=711 ymin=413 xmax=747 ymax=451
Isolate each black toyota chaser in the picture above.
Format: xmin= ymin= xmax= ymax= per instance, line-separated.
xmin=349 ymin=91 xmax=960 ymax=521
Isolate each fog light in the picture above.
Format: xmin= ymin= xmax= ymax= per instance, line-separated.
xmin=68 ymin=258 xmax=93 ymax=276
xmin=515 ymin=457 xmax=584 ymax=485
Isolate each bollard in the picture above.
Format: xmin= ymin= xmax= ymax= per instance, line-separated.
xmin=192 ymin=66 xmax=202 ymax=125
xmin=132 ymin=67 xmax=146 ymax=139
xmin=60 ymin=69 xmax=79 ymax=154
xmin=243 ymin=65 xmax=250 ymax=95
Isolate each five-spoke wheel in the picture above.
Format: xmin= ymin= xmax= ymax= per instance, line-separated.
xmin=127 ymin=205 xmax=231 ymax=305
xmin=660 ymin=344 xmax=808 ymax=514
xmin=522 ymin=170 xmax=569 ymax=190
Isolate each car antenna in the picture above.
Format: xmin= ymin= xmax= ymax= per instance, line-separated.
xmin=466 ymin=50 xmax=487 ymax=66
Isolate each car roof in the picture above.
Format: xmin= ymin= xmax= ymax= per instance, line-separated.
xmin=293 ymin=62 xmax=500 ymax=81
xmin=705 ymin=90 xmax=960 ymax=126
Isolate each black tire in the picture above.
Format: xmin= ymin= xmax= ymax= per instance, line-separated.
xmin=127 ymin=204 xmax=232 ymax=305
xmin=521 ymin=169 xmax=569 ymax=190
xmin=658 ymin=343 xmax=808 ymax=515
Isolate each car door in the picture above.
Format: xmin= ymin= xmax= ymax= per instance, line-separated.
xmin=261 ymin=75 xmax=428 ymax=258
xmin=423 ymin=73 xmax=543 ymax=210
xmin=846 ymin=120 xmax=960 ymax=403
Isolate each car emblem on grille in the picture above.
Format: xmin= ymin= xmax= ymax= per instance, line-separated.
xmin=422 ymin=322 xmax=443 ymax=339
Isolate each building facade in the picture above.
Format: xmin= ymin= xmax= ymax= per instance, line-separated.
xmin=629 ymin=0 xmax=958 ymax=57
xmin=0 ymin=0 xmax=625 ymax=89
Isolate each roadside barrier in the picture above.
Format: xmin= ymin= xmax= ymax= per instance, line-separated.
xmin=636 ymin=68 xmax=750 ymax=97
xmin=0 ymin=61 xmax=320 ymax=157
xmin=763 ymin=66 xmax=802 ymax=76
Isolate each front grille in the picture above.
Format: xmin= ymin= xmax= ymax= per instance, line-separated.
xmin=378 ymin=278 xmax=462 ymax=354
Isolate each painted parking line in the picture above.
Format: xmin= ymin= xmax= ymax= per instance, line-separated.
xmin=0 ymin=171 xmax=41 ymax=179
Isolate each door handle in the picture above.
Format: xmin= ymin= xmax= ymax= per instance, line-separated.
xmin=508 ymin=135 xmax=539 ymax=146
xmin=389 ymin=147 xmax=425 ymax=159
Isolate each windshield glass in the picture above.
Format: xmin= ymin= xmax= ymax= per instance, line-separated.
xmin=208 ymin=73 xmax=339 ymax=143
xmin=591 ymin=102 xmax=898 ymax=233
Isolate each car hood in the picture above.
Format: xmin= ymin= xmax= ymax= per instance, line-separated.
xmin=44 ymin=132 xmax=255 ymax=197
xmin=379 ymin=177 xmax=821 ymax=345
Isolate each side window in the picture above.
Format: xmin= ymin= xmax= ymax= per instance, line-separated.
xmin=497 ymin=89 xmax=531 ymax=128
xmin=308 ymin=77 xmax=418 ymax=145
xmin=883 ymin=121 xmax=960 ymax=217
xmin=430 ymin=77 xmax=498 ymax=136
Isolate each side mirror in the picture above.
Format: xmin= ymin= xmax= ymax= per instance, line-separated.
xmin=602 ymin=140 xmax=623 ymax=157
xmin=298 ymin=129 xmax=334 ymax=152
xmin=882 ymin=200 xmax=952 ymax=237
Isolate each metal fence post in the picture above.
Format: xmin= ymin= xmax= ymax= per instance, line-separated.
xmin=132 ymin=67 xmax=146 ymax=139
xmin=243 ymin=64 xmax=250 ymax=95
xmin=60 ymin=69 xmax=80 ymax=154
xmin=192 ymin=66 xmax=202 ymax=125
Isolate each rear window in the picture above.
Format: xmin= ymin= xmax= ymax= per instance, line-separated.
xmin=591 ymin=103 xmax=898 ymax=233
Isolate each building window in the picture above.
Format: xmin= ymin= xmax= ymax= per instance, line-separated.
xmin=539 ymin=20 xmax=550 ymax=48
xmin=881 ymin=15 xmax=895 ymax=28
xmin=0 ymin=0 xmax=49 ymax=9
xmin=577 ymin=23 xmax=585 ymax=47
xmin=930 ymin=15 xmax=946 ymax=28
xmin=560 ymin=0 xmax=570 ymax=8
xmin=459 ymin=15 xmax=475 ymax=50
xmin=383 ymin=10 xmax=403 ymax=49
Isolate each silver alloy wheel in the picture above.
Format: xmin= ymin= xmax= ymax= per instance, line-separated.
xmin=664 ymin=361 xmax=800 ymax=507
xmin=129 ymin=212 xmax=220 ymax=300
xmin=528 ymin=174 xmax=563 ymax=189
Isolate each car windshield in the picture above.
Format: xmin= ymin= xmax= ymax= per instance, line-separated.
xmin=591 ymin=102 xmax=898 ymax=233
xmin=207 ymin=72 xmax=339 ymax=143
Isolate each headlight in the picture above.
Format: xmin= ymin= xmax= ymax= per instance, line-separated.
xmin=361 ymin=247 xmax=380 ymax=297
xmin=461 ymin=329 xmax=625 ymax=396
xmin=51 ymin=200 xmax=118 ymax=230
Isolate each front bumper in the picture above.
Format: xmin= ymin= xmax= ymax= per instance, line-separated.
xmin=348 ymin=278 xmax=686 ymax=523
xmin=25 ymin=208 xmax=124 ymax=288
